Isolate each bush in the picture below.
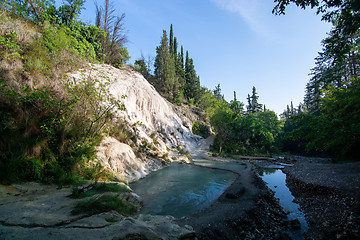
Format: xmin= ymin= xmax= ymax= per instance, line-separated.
xmin=192 ymin=121 xmax=210 ymax=138
xmin=0 ymin=78 xmax=120 ymax=185
xmin=71 ymin=195 xmax=138 ymax=216
xmin=71 ymin=182 xmax=130 ymax=199
xmin=0 ymin=31 xmax=21 ymax=61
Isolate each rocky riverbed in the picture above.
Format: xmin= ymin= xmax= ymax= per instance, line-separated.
xmin=282 ymin=156 xmax=360 ymax=239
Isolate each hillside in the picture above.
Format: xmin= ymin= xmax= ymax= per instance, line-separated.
xmin=0 ymin=8 xmax=202 ymax=184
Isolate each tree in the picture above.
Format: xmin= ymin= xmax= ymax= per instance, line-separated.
xmin=95 ymin=0 xmax=128 ymax=67
xmin=154 ymin=30 xmax=176 ymax=99
xmin=173 ymin=37 xmax=178 ymax=62
xmin=229 ymin=91 xmax=244 ymax=115
xmin=273 ymin=0 xmax=360 ymax=80
xmin=273 ymin=0 xmax=359 ymax=35
xmin=3 ymin=0 xmax=57 ymax=23
xmin=246 ymin=86 xmax=262 ymax=114
xmin=213 ymin=84 xmax=223 ymax=101
xmin=210 ymin=103 xmax=233 ymax=153
xmin=184 ymin=51 xmax=200 ymax=102
xmin=57 ymin=0 xmax=85 ymax=26
xmin=169 ymin=24 xmax=174 ymax=56
xmin=134 ymin=59 xmax=151 ymax=80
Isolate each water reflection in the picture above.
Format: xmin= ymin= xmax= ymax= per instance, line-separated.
xmin=261 ymin=168 xmax=308 ymax=238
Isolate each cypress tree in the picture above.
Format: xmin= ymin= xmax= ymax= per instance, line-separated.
xmin=169 ymin=24 xmax=174 ymax=55
xmin=180 ymin=46 xmax=184 ymax=69
xmin=184 ymin=52 xmax=200 ymax=102
xmin=154 ymin=30 xmax=176 ymax=99
xmin=173 ymin=36 xmax=178 ymax=61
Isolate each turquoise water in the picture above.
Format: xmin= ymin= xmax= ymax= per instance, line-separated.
xmin=130 ymin=161 xmax=237 ymax=218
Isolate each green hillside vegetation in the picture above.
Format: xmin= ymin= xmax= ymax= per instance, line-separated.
xmin=0 ymin=0 xmax=129 ymax=184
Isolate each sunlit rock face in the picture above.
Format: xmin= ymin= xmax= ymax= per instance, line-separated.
xmin=70 ymin=64 xmax=202 ymax=180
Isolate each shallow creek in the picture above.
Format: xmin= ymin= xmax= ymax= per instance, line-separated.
xmin=130 ymin=159 xmax=244 ymax=218
xmin=260 ymin=167 xmax=308 ymax=239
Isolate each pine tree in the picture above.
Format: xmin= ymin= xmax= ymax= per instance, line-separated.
xmin=246 ymin=94 xmax=252 ymax=113
xmin=246 ymin=86 xmax=262 ymax=114
xmin=154 ymin=30 xmax=176 ymax=99
xmin=213 ymin=84 xmax=223 ymax=101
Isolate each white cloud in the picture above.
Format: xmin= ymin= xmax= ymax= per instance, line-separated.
xmin=210 ymin=0 xmax=273 ymax=38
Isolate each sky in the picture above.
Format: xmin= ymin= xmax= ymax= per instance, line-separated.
xmin=68 ymin=0 xmax=333 ymax=115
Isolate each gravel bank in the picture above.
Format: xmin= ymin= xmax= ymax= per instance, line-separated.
xmin=283 ymin=157 xmax=360 ymax=239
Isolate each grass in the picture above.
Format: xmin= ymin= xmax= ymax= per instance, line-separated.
xmin=71 ymin=194 xmax=138 ymax=216
xmin=70 ymin=182 xmax=130 ymax=199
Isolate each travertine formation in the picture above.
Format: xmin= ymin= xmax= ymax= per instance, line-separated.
xmin=70 ymin=64 xmax=202 ymax=181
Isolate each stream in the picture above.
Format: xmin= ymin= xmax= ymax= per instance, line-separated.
xmin=259 ymin=167 xmax=309 ymax=239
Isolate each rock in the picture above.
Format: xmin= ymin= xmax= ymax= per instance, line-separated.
xmin=0 ymin=184 xmax=195 ymax=240
xmin=283 ymin=208 xmax=290 ymax=215
xmin=125 ymin=192 xmax=142 ymax=206
xmin=289 ymin=219 xmax=301 ymax=230
xmin=70 ymin=64 xmax=202 ymax=152
xmin=96 ymin=137 xmax=158 ymax=181
xmin=225 ymin=187 xmax=245 ymax=199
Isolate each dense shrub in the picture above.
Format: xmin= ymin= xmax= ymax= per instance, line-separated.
xmin=192 ymin=121 xmax=210 ymax=138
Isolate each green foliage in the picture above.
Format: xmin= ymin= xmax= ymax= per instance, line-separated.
xmin=3 ymin=0 xmax=57 ymax=23
xmin=2 ymin=0 xmax=126 ymax=68
xmin=246 ymin=86 xmax=262 ymax=114
xmin=0 ymin=2 xmax=131 ymax=184
xmin=281 ymin=78 xmax=360 ymax=160
xmin=0 ymin=72 xmax=124 ymax=184
xmin=71 ymin=182 xmax=130 ymax=199
xmin=57 ymin=0 xmax=85 ymax=26
xmin=150 ymin=25 xmax=201 ymax=104
xmin=71 ymin=194 xmax=138 ymax=216
xmin=0 ymin=31 xmax=21 ymax=61
xmin=184 ymin=51 xmax=201 ymax=102
xmin=65 ymin=73 xmax=125 ymax=142
xmin=192 ymin=121 xmax=210 ymax=138
xmin=197 ymin=87 xmax=223 ymax=118
xmin=210 ymin=100 xmax=281 ymax=155
xmin=23 ymin=23 xmax=93 ymax=77
xmin=154 ymin=30 xmax=176 ymax=100
xmin=275 ymin=1 xmax=360 ymax=160
xmin=134 ymin=59 xmax=151 ymax=80
xmin=95 ymin=0 xmax=129 ymax=67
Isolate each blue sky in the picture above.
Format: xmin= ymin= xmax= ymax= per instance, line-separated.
xmin=71 ymin=0 xmax=332 ymax=114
